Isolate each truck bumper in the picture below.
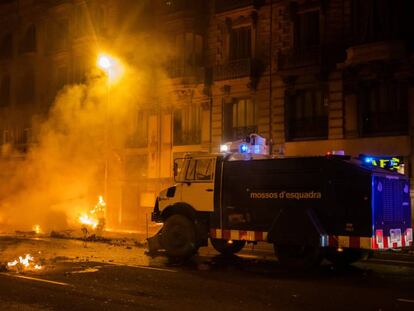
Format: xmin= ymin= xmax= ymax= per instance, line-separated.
xmin=146 ymin=228 xmax=164 ymax=255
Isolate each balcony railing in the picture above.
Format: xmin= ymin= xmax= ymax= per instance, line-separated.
xmin=213 ymin=58 xmax=256 ymax=81
xmin=361 ymin=112 xmax=408 ymax=137
xmin=345 ymin=41 xmax=406 ymax=66
xmin=224 ymin=126 xmax=257 ymax=141
xmin=173 ymin=131 xmax=201 ymax=146
xmin=277 ymin=46 xmax=321 ymax=71
xmin=166 ymin=63 xmax=205 ymax=83
xmin=286 ymin=116 xmax=328 ymax=141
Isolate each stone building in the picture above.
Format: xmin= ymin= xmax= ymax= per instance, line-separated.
xmin=1 ymin=0 xmax=413 ymax=229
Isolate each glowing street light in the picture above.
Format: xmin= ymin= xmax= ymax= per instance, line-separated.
xmin=98 ymin=55 xmax=112 ymax=70
xmin=97 ymin=53 xmax=124 ymax=84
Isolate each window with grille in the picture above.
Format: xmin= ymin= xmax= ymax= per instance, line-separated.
xmin=229 ymin=26 xmax=251 ymax=61
xmin=296 ymin=11 xmax=319 ymax=52
xmin=351 ymin=0 xmax=412 ymax=44
xmin=223 ymin=98 xmax=257 ymax=141
xmin=286 ymin=89 xmax=328 ymax=140
xmin=358 ymin=81 xmax=408 ymax=136
xmin=173 ymin=104 xmax=201 ymax=145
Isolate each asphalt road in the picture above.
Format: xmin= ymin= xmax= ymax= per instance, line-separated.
xmin=1 ymin=237 xmax=414 ymax=311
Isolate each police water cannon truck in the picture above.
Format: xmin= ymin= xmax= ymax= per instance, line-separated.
xmin=148 ymin=134 xmax=412 ymax=268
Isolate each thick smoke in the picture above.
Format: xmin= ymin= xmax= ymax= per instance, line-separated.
xmin=0 ymin=33 xmax=173 ymax=233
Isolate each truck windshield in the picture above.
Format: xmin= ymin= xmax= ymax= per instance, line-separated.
xmin=174 ymin=157 xmax=215 ymax=183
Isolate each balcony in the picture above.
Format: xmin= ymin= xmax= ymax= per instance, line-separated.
xmin=286 ymin=117 xmax=328 ymax=141
xmin=345 ymin=41 xmax=406 ymax=66
xmin=361 ymin=111 xmax=408 ymax=137
xmin=213 ymin=58 xmax=260 ymax=81
xmin=276 ymin=46 xmax=321 ymax=72
xmin=215 ymin=0 xmax=263 ymax=14
xmin=166 ymin=63 xmax=205 ymax=84
xmin=224 ymin=126 xmax=258 ymax=141
xmin=173 ymin=131 xmax=201 ymax=146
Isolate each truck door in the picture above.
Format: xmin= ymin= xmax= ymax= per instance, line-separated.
xmin=181 ymin=157 xmax=216 ymax=212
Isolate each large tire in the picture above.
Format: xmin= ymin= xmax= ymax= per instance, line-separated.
xmin=274 ymin=244 xmax=322 ymax=269
xmin=325 ymin=248 xmax=367 ymax=266
xmin=210 ymin=238 xmax=246 ymax=255
xmin=160 ymin=214 xmax=198 ymax=259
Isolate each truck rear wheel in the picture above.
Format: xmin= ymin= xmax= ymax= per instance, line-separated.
xmin=210 ymin=239 xmax=246 ymax=255
xmin=160 ymin=214 xmax=198 ymax=259
xmin=274 ymin=244 xmax=322 ymax=269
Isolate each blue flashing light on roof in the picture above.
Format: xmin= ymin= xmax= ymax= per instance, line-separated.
xmin=240 ymin=144 xmax=249 ymax=153
xmin=364 ymin=157 xmax=373 ymax=164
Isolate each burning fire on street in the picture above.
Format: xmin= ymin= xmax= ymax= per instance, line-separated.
xmin=79 ymin=196 xmax=106 ymax=235
xmin=33 ymin=224 xmax=42 ymax=234
xmin=7 ymin=254 xmax=42 ymax=273
xmin=0 ymin=32 xmax=167 ymax=235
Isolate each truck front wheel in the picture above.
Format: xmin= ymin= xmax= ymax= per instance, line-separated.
xmin=210 ymin=238 xmax=246 ymax=255
xmin=160 ymin=214 xmax=198 ymax=259
xmin=274 ymin=244 xmax=322 ymax=269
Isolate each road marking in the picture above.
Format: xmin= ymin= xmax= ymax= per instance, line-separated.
xmin=0 ymin=273 xmax=71 ymax=287
xmin=104 ymin=262 xmax=176 ymax=273
xmin=70 ymin=268 xmax=99 ymax=274
xmin=397 ymin=298 xmax=414 ymax=304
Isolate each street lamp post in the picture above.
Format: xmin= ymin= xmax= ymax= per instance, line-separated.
xmin=97 ymin=53 xmax=125 ymax=227
xmin=97 ymin=54 xmax=119 ymax=226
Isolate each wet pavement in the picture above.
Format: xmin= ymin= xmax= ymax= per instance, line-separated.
xmin=0 ymin=234 xmax=414 ymax=310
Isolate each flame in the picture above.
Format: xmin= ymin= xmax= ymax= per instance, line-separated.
xmin=79 ymin=214 xmax=98 ymax=229
xmin=7 ymin=254 xmax=42 ymax=271
xmin=33 ymin=224 xmax=41 ymax=234
xmin=78 ymin=195 xmax=106 ymax=231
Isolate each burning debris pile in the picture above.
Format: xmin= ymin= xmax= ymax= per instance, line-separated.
xmin=33 ymin=224 xmax=42 ymax=235
xmin=79 ymin=196 xmax=106 ymax=236
xmin=7 ymin=254 xmax=42 ymax=273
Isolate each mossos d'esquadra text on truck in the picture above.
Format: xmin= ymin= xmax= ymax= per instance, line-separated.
xmin=148 ymin=134 xmax=412 ymax=268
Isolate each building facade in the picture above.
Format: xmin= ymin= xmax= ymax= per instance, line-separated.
xmin=1 ymin=0 xmax=413 ymax=230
